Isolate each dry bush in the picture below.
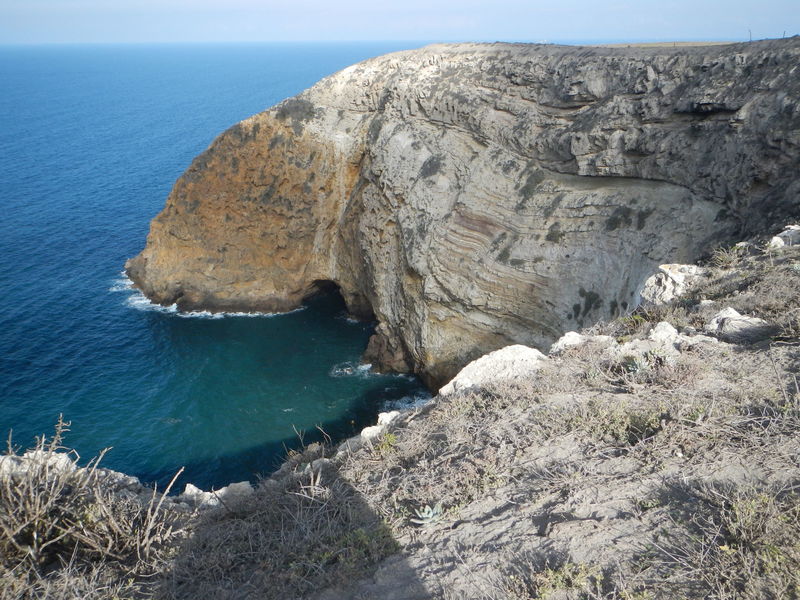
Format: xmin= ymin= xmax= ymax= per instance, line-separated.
xmin=0 ymin=418 xmax=184 ymax=600
xmin=161 ymin=454 xmax=397 ymax=600
xmin=647 ymin=481 xmax=800 ymax=600
xmin=339 ymin=384 xmax=537 ymax=531
xmin=696 ymin=246 xmax=800 ymax=338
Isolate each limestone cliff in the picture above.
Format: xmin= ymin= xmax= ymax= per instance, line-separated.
xmin=126 ymin=38 xmax=800 ymax=388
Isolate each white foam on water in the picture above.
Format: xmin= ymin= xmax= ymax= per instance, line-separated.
xmin=329 ymin=361 xmax=419 ymax=381
xmin=381 ymin=391 xmax=432 ymax=412
xmin=111 ymin=273 xmax=305 ymax=319
xmin=335 ymin=313 xmax=362 ymax=325
xmin=329 ymin=361 xmax=375 ymax=378
xmin=108 ymin=277 xmax=134 ymax=293
xmin=124 ymin=292 xmax=179 ymax=314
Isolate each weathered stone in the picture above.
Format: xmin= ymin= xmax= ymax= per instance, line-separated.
xmin=179 ymin=483 xmax=217 ymax=507
xmin=639 ymin=264 xmax=708 ymax=307
xmin=127 ymin=39 xmax=800 ymax=387
xmin=704 ymin=307 xmax=777 ymax=343
xmin=611 ymin=321 xmax=718 ymax=365
xmin=216 ymin=481 xmax=254 ymax=501
xmin=438 ymin=344 xmax=547 ymax=396
xmin=549 ymin=331 xmax=617 ymax=354
xmin=20 ymin=450 xmax=77 ymax=473
xmin=768 ymin=224 xmax=800 ymax=248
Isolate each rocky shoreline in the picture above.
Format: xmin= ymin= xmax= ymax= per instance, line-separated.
xmin=4 ymin=223 xmax=800 ymax=599
xmin=126 ymin=37 xmax=800 ymax=388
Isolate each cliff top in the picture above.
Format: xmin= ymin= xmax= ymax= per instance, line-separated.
xmin=5 ymin=225 xmax=800 ymax=599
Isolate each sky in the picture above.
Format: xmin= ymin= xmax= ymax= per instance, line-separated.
xmin=1 ymin=0 xmax=798 ymax=45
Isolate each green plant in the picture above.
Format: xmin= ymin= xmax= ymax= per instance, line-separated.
xmin=504 ymin=560 xmax=601 ymax=599
xmin=375 ymin=432 xmax=397 ymax=455
xmin=653 ymin=483 xmax=800 ymax=598
xmin=710 ymin=244 xmax=745 ymax=268
xmin=409 ymin=502 xmax=444 ymax=527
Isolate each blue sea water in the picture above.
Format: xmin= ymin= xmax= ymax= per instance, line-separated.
xmin=0 ymin=43 xmax=429 ymax=491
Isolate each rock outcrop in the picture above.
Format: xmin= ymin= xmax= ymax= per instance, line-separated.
xmin=639 ymin=264 xmax=708 ymax=307
xmin=126 ymin=38 xmax=800 ymax=388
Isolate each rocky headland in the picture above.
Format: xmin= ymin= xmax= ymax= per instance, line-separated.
xmin=4 ymin=38 xmax=800 ymax=600
xmin=126 ymin=38 xmax=800 ymax=388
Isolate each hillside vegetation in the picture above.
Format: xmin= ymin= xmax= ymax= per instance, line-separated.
xmin=2 ymin=235 xmax=799 ymax=599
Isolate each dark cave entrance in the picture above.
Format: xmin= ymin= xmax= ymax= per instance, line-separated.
xmin=303 ymin=279 xmax=375 ymax=322
xmin=304 ymin=279 xmax=346 ymax=308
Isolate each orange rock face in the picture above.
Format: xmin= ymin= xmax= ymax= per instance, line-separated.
xmin=127 ymin=40 xmax=800 ymax=389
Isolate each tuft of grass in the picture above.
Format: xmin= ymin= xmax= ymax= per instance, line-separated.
xmin=0 ymin=417 xmax=184 ymax=600
xmin=710 ymin=244 xmax=746 ymax=268
xmin=650 ymin=482 xmax=800 ymax=599
xmin=502 ymin=558 xmax=602 ymax=599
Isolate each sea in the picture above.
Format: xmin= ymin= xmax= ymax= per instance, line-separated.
xmin=0 ymin=43 xmax=430 ymax=491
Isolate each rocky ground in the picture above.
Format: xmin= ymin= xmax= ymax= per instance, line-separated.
xmin=308 ymin=227 xmax=800 ymax=600
xmin=4 ymin=226 xmax=797 ymax=599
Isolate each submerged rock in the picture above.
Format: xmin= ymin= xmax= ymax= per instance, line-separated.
xmin=127 ymin=39 xmax=800 ymax=387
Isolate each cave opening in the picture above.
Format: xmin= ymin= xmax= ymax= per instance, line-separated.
xmin=304 ymin=279 xmax=375 ymax=322
xmin=304 ymin=279 xmax=347 ymax=312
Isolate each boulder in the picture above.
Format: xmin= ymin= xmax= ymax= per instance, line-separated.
xmin=438 ymin=345 xmax=547 ymax=396
xmin=704 ymin=307 xmax=777 ymax=343
xmin=549 ymin=331 xmax=617 ymax=355
xmin=767 ymin=224 xmax=800 ymax=248
xmin=639 ymin=264 xmax=707 ymax=307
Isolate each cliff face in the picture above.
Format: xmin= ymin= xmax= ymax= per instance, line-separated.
xmin=126 ymin=39 xmax=800 ymax=388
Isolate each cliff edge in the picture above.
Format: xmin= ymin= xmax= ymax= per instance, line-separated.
xmin=126 ymin=38 xmax=800 ymax=388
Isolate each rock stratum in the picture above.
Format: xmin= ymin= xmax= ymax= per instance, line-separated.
xmin=126 ymin=38 xmax=800 ymax=388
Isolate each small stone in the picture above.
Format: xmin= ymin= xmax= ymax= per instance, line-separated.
xmin=549 ymin=331 xmax=587 ymax=354
xmin=182 ymin=483 xmax=204 ymax=497
xmin=704 ymin=307 xmax=776 ymax=343
xmin=377 ymin=410 xmax=401 ymax=426
xmin=648 ymin=321 xmax=679 ymax=345
xmin=216 ymin=481 xmax=254 ymax=500
xmin=360 ymin=424 xmax=386 ymax=441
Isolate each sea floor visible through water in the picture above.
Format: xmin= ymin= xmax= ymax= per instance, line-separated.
xmin=0 ymin=42 xmax=429 ymax=491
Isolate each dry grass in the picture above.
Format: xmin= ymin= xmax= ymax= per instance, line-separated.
xmin=3 ymin=239 xmax=799 ymax=599
xmin=603 ymin=245 xmax=800 ymax=342
xmin=0 ymin=418 xmax=185 ymax=600
xmin=159 ymin=448 xmax=397 ymax=600
xmin=333 ymin=240 xmax=800 ymax=598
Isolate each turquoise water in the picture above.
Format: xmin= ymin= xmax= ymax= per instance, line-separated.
xmin=0 ymin=43 xmax=429 ymax=491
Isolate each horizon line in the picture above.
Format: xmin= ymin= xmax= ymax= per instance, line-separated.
xmin=0 ymin=36 xmax=770 ymax=48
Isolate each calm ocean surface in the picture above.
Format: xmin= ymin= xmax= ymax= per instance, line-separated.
xmin=0 ymin=43 xmax=429 ymax=490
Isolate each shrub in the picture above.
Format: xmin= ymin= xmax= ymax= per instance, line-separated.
xmin=0 ymin=418 xmax=183 ymax=599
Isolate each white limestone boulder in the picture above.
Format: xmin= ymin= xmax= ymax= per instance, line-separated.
xmin=438 ymin=345 xmax=547 ymax=396
xmin=215 ymin=481 xmax=255 ymax=501
xmin=767 ymin=224 xmax=800 ymax=248
xmin=549 ymin=331 xmax=617 ymax=355
xmin=639 ymin=264 xmax=707 ymax=307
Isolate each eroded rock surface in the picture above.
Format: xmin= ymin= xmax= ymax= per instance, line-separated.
xmin=127 ymin=39 xmax=800 ymax=388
